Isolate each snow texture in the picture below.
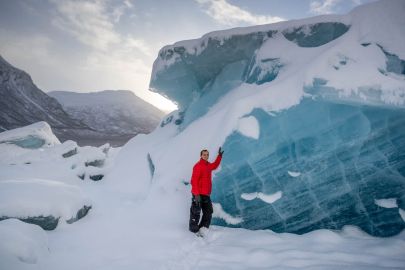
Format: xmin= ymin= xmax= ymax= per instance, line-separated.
xmin=375 ymin=198 xmax=398 ymax=209
xmin=236 ymin=115 xmax=260 ymax=139
xmin=0 ymin=219 xmax=48 ymax=268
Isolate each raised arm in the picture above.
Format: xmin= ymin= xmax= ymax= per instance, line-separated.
xmin=209 ymin=153 xmax=222 ymax=170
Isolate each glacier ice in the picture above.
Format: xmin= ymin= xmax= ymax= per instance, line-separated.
xmin=148 ymin=0 xmax=405 ymax=237
xmin=0 ymin=121 xmax=60 ymax=149
xmin=151 ymin=31 xmax=275 ymax=109
xmin=2 ymin=135 xmax=46 ymax=149
xmin=210 ymin=99 xmax=405 ymax=236
xmin=282 ymin=22 xmax=350 ymax=47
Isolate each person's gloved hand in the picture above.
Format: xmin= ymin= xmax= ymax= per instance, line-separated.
xmin=194 ymin=194 xmax=201 ymax=206
xmin=218 ymin=146 xmax=224 ymax=156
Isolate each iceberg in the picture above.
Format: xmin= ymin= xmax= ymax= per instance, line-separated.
xmin=147 ymin=0 xmax=405 ymax=236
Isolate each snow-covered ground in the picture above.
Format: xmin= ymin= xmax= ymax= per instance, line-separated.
xmin=1 ymin=120 xmax=405 ymax=270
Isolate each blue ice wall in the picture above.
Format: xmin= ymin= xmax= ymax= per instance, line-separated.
xmin=1 ymin=135 xmax=46 ymax=149
xmin=283 ymin=22 xmax=350 ymax=47
xmin=211 ymin=99 xmax=405 ymax=237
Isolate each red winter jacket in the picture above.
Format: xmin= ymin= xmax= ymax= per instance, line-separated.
xmin=190 ymin=154 xmax=222 ymax=195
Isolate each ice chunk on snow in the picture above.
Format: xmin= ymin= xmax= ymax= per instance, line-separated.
xmin=0 ymin=219 xmax=48 ymax=266
xmin=213 ymin=203 xmax=243 ymax=225
xmin=0 ymin=121 xmax=60 ymax=148
xmin=374 ymin=198 xmax=398 ymax=208
xmin=237 ymin=116 xmax=260 ymax=139
xmin=0 ymin=179 xmax=91 ymax=223
xmin=241 ymin=191 xmax=282 ymax=204
xmin=288 ymin=171 xmax=301 ymax=177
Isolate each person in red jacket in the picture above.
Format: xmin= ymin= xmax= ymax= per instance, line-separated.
xmin=189 ymin=147 xmax=224 ymax=234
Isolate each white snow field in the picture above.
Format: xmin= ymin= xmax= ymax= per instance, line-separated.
xmin=1 ymin=0 xmax=405 ymax=269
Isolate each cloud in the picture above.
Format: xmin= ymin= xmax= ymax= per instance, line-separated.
xmin=309 ymin=0 xmax=341 ymax=14
xmin=0 ymin=30 xmax=57 ymax=68
xmin=47 ymin=0 xmax=153 ymax=88
xmin=50 ymin=0 xmax=121 ymax=51
xmin=111 ymin=0 xmax=134 ymax=23
xmin=196 ymin=0 xmax=284 ymax=26
xmin=309 ymin=0 xmax=365 ymax=14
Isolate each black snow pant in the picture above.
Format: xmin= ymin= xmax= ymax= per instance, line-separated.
xmin=188 ymin=194 xmax=213 ymax=233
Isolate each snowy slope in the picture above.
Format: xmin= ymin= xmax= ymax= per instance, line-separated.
xmin=48 ymin=90 xmax=164 ymax=136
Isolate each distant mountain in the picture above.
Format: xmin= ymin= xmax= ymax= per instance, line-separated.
xmin=48 ymin=90 xmax=164 ymax=136
xmin=0 ymin=55 xmax=161 ymax=146
xmin=0 ymin=55 xmax=96 ymax=140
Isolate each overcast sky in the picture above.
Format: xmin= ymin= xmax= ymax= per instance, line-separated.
xmin=0 ymin=0 xmax=376 ymax=112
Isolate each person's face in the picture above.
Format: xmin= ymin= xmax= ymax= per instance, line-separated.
xmin=201 ymin=151 xmax=209 ymax=161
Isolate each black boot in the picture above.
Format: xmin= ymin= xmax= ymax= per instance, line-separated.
xmin=189 ymin=195 xmax=201 ymax=233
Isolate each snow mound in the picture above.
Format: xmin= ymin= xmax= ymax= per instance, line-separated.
xmin=0 ymin=179 xmax=91 ymax=230
xmin=0 ymin=219 xmax=48 ymax=267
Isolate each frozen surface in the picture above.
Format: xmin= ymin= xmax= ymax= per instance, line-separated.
xmin=211 ymin=100 xmax=405 ymax=236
